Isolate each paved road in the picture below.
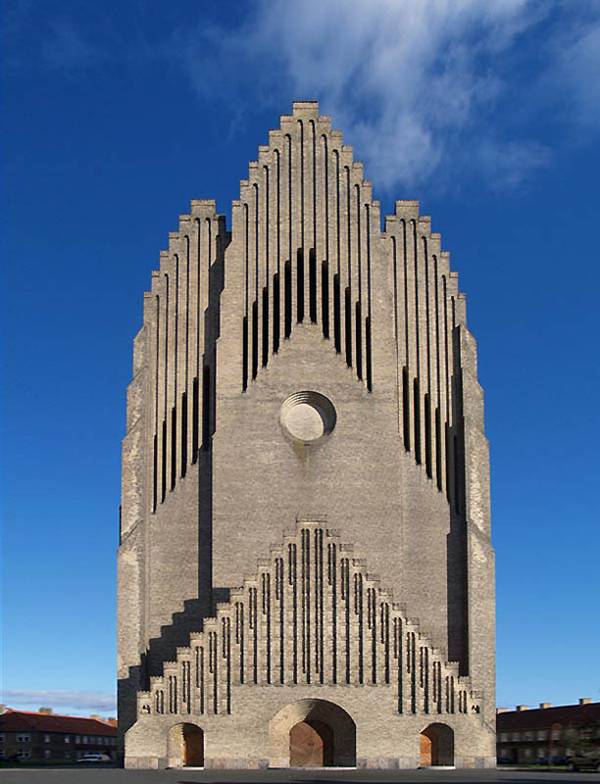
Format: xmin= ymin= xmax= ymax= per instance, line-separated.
xmin=1 ymin=769 xmax=600 ymax=784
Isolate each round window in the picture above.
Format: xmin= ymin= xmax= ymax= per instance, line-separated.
xmin=280 ymin=391 xmax=336 ymax=444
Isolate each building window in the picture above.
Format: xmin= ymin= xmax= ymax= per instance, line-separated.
xmin=17 ymin=750 xmax=31 ymax=759
xmin=75 ymin=735 xmax=81 ymax=744
xmin=44 ymin=749 xmax=51 ymax=759
xmin=511 ymin=732 xmax=520 ymax=741
xmin=537 ymin=747 xmax=545 ymax=758
xmin=523 ymin=748 xmax=533 ymax=759
xmin=65 ymin=751 xmax=71 ymax=759
xmin=537 ymin=730 xmax=547 ymax=740
xmin=16 ymin=735 xmax=31 ymax=743
xmin=524 ymin=731 xmax=534 ymax=741
xmin=64 ymin=735 xmax=71 ymax=743
xmin=499 ymin=732 xmax=508 ymax=742
xmin=44 ymin=734 xmax=51 ymax=743
xmin=82 ymin=736 xmax=88 ymax=744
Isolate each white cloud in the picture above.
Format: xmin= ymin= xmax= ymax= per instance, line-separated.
xmin=173 ymin=0 xmax=553 ymax=191
xmin=3 ymin=689 xmax=116 ymax=715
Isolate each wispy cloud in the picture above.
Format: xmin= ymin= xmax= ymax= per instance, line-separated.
xmin=170 ymin=0 xmax=600 ymax=192
xmin=3 ymin=690 xmax=116 ymax=715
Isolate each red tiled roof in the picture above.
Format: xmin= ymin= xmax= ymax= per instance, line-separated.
xmin=0 ymin=710 xmax=117 ymax=735
xmin=497 ymin=702 xmax=600 ymax=731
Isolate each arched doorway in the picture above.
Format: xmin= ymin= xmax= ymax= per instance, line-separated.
xmin=290 ymin=719 xmax=334 ymax=767
xmin=419 ymin=723 xmax=454 ymax=767
xmin=270 ymin=698 xmax=356 ymax=768
xmin=167 ymin=723 xmax=204 ymax=768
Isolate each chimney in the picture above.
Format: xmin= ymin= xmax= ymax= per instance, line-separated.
xmin=38 ymin=707 xmax=53 ymax=714
xmin=496 ymin=707 xmax=510 ymax=714
xmin=539 ymin=703 xmax=552 ymax=709
xmin=516 ymin=705 xmax=529 ymax=712
xmin=579 ymin=697 xmax=592 ymax=705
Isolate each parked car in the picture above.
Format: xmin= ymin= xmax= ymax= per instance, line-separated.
xmin=569 ymin=755 xmax=600 ymax=772
xmin=76 ymin=753 xmax=111 ymax=763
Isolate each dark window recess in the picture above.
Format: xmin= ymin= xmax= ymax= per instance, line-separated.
xmin=181 ymin=392 xmax=187 ymax=478
xmin=309 ymin=249 xmax=317 ymax=323
xmin=445 ymin=421 xmax=452 ymax=504
xmin=284 ymin=260 xmax=292 ymax=338
xmin=402 ymin=367 xmax=410 ymax=451
xmin=251 ymin=300 xmax=258 ymax=380
xmin=161 ymin=420 xmax=167 ymax=502
xmin=202 ymin=365 xmax=211 ymax=449
xmin=424 ymin=393 xmax=432 ymax=478
xmin=321 ymin=261 xmax=329 ymax=339
xmin=355 ymin=301 xmax=362 ymax=379
xmin=344 ymin=286 xmax=352 ymax=367
xmin=435 ymin=408 xmax=442 ymax=490
xmin=454 ymin=434 xmax=460 ymax=513
xmin=192 ymin=376 xmax=199 ymax=459
xmin=242 ymin=316 xmax=248 ymax=392
xmin=333 ymin=274 xmax=341 ymax=352
xmin=297 ymin=248 xmax=304 ymax=323
xmin=170 ymin=406 xmax=177 ymax=491
xmin=413 ymin=378 xmax=421 ymax=464
xmin=262 ymin=286 xmax=269 ymax=367
xmin=273 ymin=272 xmax=280 ymax=353
xmin=366 ymin=315 xmax=372 ymax=392
xmin=152 ymin=434 xmax=158 ymax=512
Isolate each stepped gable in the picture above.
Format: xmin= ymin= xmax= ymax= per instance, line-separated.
xmin=136 ymin=520 xmax=481 ymax=720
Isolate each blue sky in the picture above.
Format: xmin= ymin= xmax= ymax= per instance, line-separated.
xmin=1 ymin=0 xmax=599 ymax=717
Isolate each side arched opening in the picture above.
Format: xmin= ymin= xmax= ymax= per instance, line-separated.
xmin=167 ymin=723 xmax=204 ymax=768
xmin=419 ymin=723 xmax=454 ymax=767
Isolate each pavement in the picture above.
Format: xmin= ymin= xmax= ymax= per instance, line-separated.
xmin=1 ymin=769 xmax=600 ymax=784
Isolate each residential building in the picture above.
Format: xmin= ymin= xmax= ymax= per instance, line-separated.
xmin=0 ymin=708 xmax=117 ymax=763
xmin=497 ymin=699 xmax=600 ymax=764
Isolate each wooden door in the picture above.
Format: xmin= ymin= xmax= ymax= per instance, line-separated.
xmin=290 ymin=721 xmax=325 ymax=767
xmin=420 ymin=732 xmax=433 ymax=766
xmin=183 ymin=727 xmax=204 ymax=767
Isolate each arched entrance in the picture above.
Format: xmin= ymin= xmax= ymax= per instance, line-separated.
xmin=419 ymin=723 xmax=454 ymax=767
xmin=270 ymin=698 xmax=356 ymax=768
xmin=290 ymin=719 xmax=334 ymax=767
xmin=167 ymin=723 xmax=204 ymax=768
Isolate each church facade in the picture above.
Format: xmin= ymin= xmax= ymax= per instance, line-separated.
xmin=118 ymin=101 xmax=495 ymax=769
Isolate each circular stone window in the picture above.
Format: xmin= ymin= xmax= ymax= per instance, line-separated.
xmin=280 ymin=391 xmax=336 ymax=444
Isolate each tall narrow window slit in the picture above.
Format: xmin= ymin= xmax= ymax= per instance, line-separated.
xmin=435 ymin=409 xmax=442 ymax=490
xmin=152 ymin=434 xmax=158 ymax=512
xmin=413 ymin=379 xmax=421 ymax=464
xmin=297 ymin=248 xmax=304 ymax=323
xmin=284 ymin=261 xmax=292 ymax=338
xmin=309 ymin=249 xmax=317 ymax=323
xmin=202 ymin=365 xmax=211 ymax=449
xmin=355 ymin=301 xmax=362 ymax=379
xmin=251 ymin=301 xmax=258 ymax=380
xmin=192 ymin=377 xmax=199 ymax=458
xmin=242 ymin=317 xmax=248 ymax=392
xmin=273 ymin=272 xmax=280 ymax=352
xmin=402 ymin=367 xmax=410 ymax=450
xmin=366 ymin=316 xmax=372 ymax=392
xmin=170 ymin=407 xmax=177 ymax=491
xmin=181 ymin=392 xmax=187 ymax=478
xmin=321 ymin=260 xmax=329 ymax=338
xmin=344 ymin=286 xmax=352 ymax=367
xmin=425 ymin=393 xmax=432 ymax=478
xmin=262 ymin=286 xmax=269 ymax=367
xmin=333 ymin=273 xmax=341 ymax=352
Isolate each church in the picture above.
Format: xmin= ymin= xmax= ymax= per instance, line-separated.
xmin=118 ymin=101 xmax=495 ymax=769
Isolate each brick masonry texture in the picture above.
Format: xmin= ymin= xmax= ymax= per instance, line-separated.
xmin=118 ymin=101 xmax=496 ymax=769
